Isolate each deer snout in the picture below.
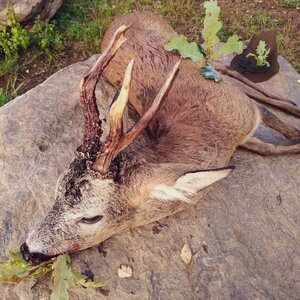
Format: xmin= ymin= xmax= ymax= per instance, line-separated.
xmin=20 ymin=242 xmax=55 ymax=265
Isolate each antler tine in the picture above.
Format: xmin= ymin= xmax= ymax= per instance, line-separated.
xmin=108 ymin=59 xmax=135 ymax=134
xmin=120 ymin=59 xmax=181 ymax=151
xmin=79 ymin=24 xmax=130 ymax=154
xmin=91 ymin=59 xmax=135 ymax=173
xmin=94 ymin=59 xmax=134 ymax=171
xmin=92 ymin=59 xmax=181 ymax=174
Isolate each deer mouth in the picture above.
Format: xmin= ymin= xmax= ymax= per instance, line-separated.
xmin=20 ymin=243 xmax=56 ymax=265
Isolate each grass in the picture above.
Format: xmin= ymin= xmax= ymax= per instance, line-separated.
xmin=0 ymin=89 xmax=10 ymax=106
xmin=0 ymin=75 xmax=23 ymax=106
xmin=281 ymin=0 xmax=300 ymax=8
xmin=0 ymin=56 xmax=18 ymax=76
xmin=220 ymin=11 xmax=283 ymax=45
xmin=56 ymin=0 xmax=133 ymax=54
xmin=0 ymin=0 xmax=299 ymax=106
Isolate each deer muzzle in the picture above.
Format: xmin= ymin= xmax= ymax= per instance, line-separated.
xmin=20 ymin=242 xmax=56 ymax=265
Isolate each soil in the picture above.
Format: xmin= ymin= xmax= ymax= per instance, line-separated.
xmin=219 ymin=0 xmax=300 ymax=38
xmin=1 ymin=43 xmax=89 ymax=97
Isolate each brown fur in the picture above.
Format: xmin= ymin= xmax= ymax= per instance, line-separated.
xmin=101 ymin=12 xmax=300 ymax=160
xmin=100 ymin=12 xmax=260 ymax=169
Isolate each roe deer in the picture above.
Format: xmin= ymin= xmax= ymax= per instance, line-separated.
xmin=21 ymin=12 xmax=300 ymax=265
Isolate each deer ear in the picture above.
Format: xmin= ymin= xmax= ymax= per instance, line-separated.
xmin=149 ymin=166 xmax=234 ymax=202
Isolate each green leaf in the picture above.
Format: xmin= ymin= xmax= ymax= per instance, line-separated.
xmin=256 ymin=40 xmax=269 ymax=57
xmin=165 ymin=1 xmax=244 ymax=64
xmin=73 ymin=272 xmax=106 ymax=288
xmin=201 ymin=64 xmax=222 ymax=82
xmin=246 ymin=40 xmax=270 ymax=67
xmin=72 ymin=271 xmax=87 ymax=285
xmin=0 ymin=251 xmax=105 ymax=299
xmin=0 ymin=251 xmax=53 ymax=284
xmin=8 ymin=251 xmax=27 ymax=264
xmin=164 ymin=35 xmax=204 ymax=62
xmin=0 ymin=261 xmax=31 ymax=283
xmin=0 ymin=252 xmax=34 ymax=283
xmin=180 ymin=42 xmax=204 ymax=62
xmin=80 ymin=280 xmax=106 ymax=288
xmin=202 ymin=0 xmax=222 ymax=57
xmin=164 ymin=35 xmax=188 ymax=52
xmin=50 ymin=255 xmax=74 ymax=300
xmin=213 ymin=34 xmax=243 ymax=58
xmin=30 ymin=264 xmax=52 ymax=281
xmin=256 ymin=40 xmax=270 ymax=67
xmin=201 ymin=0 xmax=244 ymax=62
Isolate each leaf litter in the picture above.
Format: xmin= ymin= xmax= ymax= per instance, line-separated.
xmin=0 ymin=251 xmax=105 ymax=300
xmin=181 ymin=243 xmax=192 ymax=265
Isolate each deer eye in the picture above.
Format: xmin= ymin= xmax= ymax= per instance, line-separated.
xmin=80 ymin=215 xmax=103 ymax=224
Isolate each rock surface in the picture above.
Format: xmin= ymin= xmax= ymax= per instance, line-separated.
xmin=0 ymin=54 xmax=299 ymax=300
xmin=0 ymin=0 xmax=63 ymax=25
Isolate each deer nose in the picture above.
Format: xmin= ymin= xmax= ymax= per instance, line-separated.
xmin=20 ymin=243 xmax=54 ymax=265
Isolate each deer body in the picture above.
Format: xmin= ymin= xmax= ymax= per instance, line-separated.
xmin=21 ymin=12 xmax=300 ymax=264
xmin=101 ymin=12 xmax=259 ymax=168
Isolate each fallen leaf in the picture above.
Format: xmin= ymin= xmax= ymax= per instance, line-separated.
xmin=0 ymin=252 xmax=36 ymax=283
xmin=181 ymin=243 xmax=192 ymax=265
xmin=0 ymin=252 xmax=105 ymax=299
xmin=73 ymin=271 xmax=106 ymax=288
xmin=118 ymin=265 xmax=132 ymax=278
xmin=297 ymin=79 xmax=300 ymax=84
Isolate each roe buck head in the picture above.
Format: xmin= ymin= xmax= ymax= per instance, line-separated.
xmin=21 ymin=25 xmax=233 ymax=264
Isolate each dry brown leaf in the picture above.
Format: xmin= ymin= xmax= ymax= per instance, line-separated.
xmin=181 ymin=243 xmax=192 ymax=265
xmin=117 ymin=265 xmax=132 ymax=278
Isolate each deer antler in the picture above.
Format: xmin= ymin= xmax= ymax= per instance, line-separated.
xmin=79 ymin=25 xmax=130 ymax=155
xmin=78 ymin=23 xmax=180 ymax=174
xmin=92 ymin=60 xmax=181 ymax=174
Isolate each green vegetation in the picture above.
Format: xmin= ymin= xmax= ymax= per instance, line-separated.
xmin=0 ymin=89 xmax=10 ymax=107
xmin=247 ymin=40 xmax=270 ymax=67
xmin=32 ymin=16 xmax=63 ymax=58
xmin=0 ymin=0 xmax=299 ymax=106
xmin=0 ymin=5 xmax=63 ymax=103
xmin=0 ymin=251 xmax=105 ymax=300
xmin=0 ymin=6 xmax=30 ymax=60
xmin=200 ymin=0 xmax=243 ymax=62
xmin=164 ymin=0 xmax=243 ymax=82
xmin=0 ymin=0 xmax=135 ymax=104
xmin=0 ymin=76 xmax=23 ymax=106
xmin=0 ymin=6 xmax=61 ymax=65
xmin=281 ymin=0 xmax=300 ymax=8
xmin=0 ymin=55 xmax=17 ymax=76
xmin=164 ymin=35 xmax=205 ymax=62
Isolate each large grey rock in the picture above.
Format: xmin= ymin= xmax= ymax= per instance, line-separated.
xmin=0 ymin=0 xmax=63 ymax=25
xmin=0 ymin=55 xmax=299 ymax=300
